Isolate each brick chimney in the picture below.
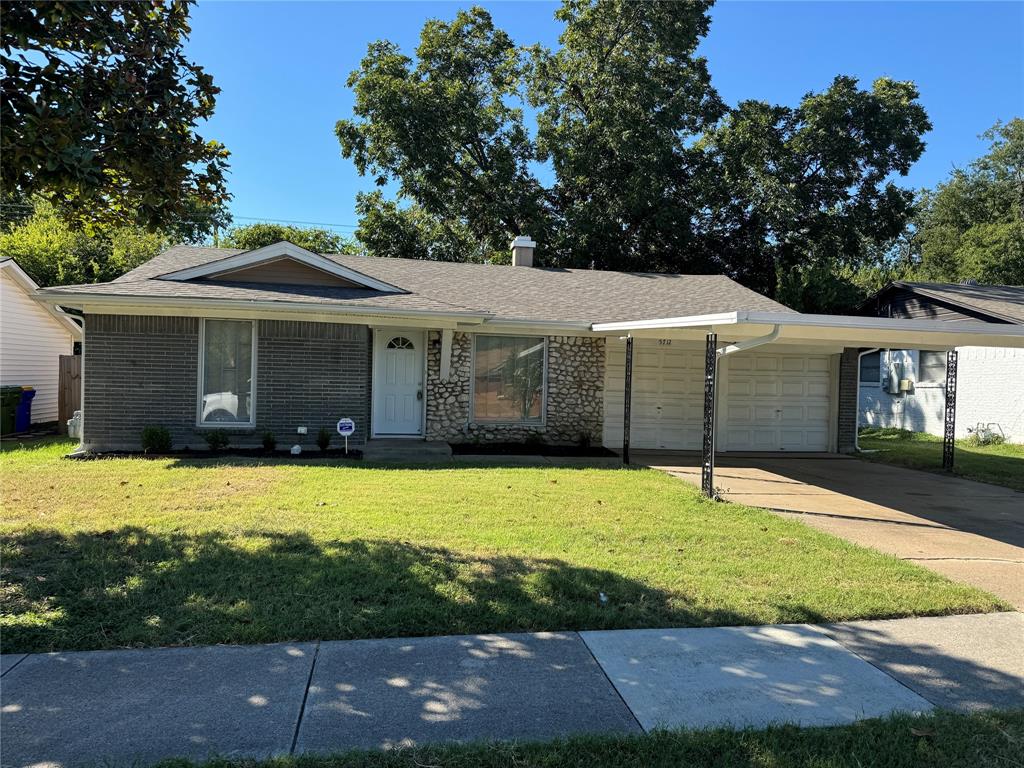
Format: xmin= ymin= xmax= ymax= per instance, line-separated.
xmin=510 ymin=235 xmax=537 ymax=267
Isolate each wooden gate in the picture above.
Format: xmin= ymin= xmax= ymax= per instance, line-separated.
xmin=58 ymin=355 xmax=81 ymax=433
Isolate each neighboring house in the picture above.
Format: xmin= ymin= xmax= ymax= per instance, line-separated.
xmin=33 ymin=239 xmax=1024 ymax=454
xmin=859 ymin=281 xmax=1024 ymax=442
xmin=0 ymin=259 xmax=82 ymax=425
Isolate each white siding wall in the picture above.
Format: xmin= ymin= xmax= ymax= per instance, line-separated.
xmin=0 ymin=271 xmax=76 ymax=423
xmin=858 ymin=347 xmax=1024 ymax=443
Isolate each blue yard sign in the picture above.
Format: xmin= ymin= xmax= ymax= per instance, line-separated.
xmin=336 ymin=418 xmax=356 ymax=437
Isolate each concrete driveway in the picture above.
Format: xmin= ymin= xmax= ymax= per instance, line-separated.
xmin=638 ymin=453 xmax=1024 ymax=608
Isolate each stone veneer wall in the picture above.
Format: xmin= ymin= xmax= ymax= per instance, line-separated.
xmin=425 ymin=331 xmax=605 ymax=444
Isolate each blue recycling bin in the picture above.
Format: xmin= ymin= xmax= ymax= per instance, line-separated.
xmin=14 ymin=387 xmax=35 ymax=432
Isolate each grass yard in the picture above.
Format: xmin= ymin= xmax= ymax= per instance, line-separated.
xmin=0 ymin=438 xmax=1004 ymax=653
xmin=158 ymin=710 xmax=1024 ymax=768
xmin=858 ymin=427 xmax=1024 ymax=492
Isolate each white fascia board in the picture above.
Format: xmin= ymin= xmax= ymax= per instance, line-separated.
xmin=480 ymin=317 xmax=595 ymax=332
xmin=34 ymin=291 xmax=490 ymax=323
xmin=157 ymin=241 xmax=405 ymax=293
xmin=591 ymin=310 xmax=1024 ymax=349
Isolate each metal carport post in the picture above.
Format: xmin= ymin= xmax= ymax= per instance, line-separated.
xmin=943 ymin=350 xmax=958 ymax=471
xmin=701 ymin=332 xmax=718 ymax=497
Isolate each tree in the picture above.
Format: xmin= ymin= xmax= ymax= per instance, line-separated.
xmin=221 ymin=223 xmax=359 ymax=254
xmin=1 ymin=1 xmax=230 ymax=231
xmin=912 ymin=119 xmax=1024 ymax=285
xmin=0 ymin=199 xmax=166 ymax=286
xmin=337 ymin=1 xmax=930 ymax=301
xmin=698 ymin=76 xmax=930 ymax=299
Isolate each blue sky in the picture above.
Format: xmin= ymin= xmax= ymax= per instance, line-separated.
xmin=185 ymin=1 xmax=1024 ymax=234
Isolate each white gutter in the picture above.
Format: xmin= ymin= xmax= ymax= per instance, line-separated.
xmin=854 ymin=348 xmax=880 ymax=452
xmin=717 ymin=325 xmax=781 ymax=357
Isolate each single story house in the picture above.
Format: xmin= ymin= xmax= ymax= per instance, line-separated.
xmin=858 ymin=281 xmax=1024 ymax=442
xmin=35 ymin=239 xmax=1024 ymax=479
xmin=1 ymin=258 xmax=82 ymax=426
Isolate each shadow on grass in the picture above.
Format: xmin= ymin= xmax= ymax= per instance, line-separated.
xmin=2 ymin=527 xmax=742 ymax=654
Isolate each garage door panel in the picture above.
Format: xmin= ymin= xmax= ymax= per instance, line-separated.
xmin=605 ymin=342 xmax=833 ymax=453
xmin=723 ymin=353 xmax=832 ymax=452
xmin=727 ymin=380 xmax=753 ymax=397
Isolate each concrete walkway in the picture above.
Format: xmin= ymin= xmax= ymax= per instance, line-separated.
xmin=643 ymin=454 xmax=1024 ymax=608
xmin=2 ymin=612 xmax=1021 ymax=768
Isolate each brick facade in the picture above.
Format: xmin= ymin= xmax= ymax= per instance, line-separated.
xmin=837 ymin=347 xmax=860 ymax=453
xmin=82 ymin=315 xmax=370 ymax=451
xmin=425 ymin=331 xmax=605 ymax=445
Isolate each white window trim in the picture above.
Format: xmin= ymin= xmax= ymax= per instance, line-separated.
xmin=469 ymin=333 xmax=548 ymax=426
xmin=196 ymin=318 xmax=258 ymax=429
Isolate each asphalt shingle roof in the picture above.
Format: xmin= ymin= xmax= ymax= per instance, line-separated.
xmin=892 ymin=281 xmax=1024 ymax=324
xmin=42 ymin=245 xmax=794 ymax=325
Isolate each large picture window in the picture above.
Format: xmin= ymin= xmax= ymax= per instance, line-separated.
xmin=472 ymin=335 xmax=545 ymax=423
xmin=199 ymin=319 xmax=255 ymax=426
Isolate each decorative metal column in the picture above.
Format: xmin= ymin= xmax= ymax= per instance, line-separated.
xmin=622 ymin=336 xmax=633 ymax=464
xmin=943 ymin=349 xmax=958 ymax=471
xmin=701 ymin=332 xmax=718 ymax=498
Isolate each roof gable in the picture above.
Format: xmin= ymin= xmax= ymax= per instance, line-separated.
xmin=158 ymin=241 xmax=404 ymax=293
xmin=203 ymin=256 xmax=364 ymax=288
xmin=868 ymin=281 xmax=1024 ymax=324
xmin=0 ymin=259 xmax=83 ymax=337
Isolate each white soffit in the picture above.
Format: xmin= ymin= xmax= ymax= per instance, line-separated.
xmin=591 ymin=310 xmax=1024 ymax=350
xmin=157 ymin=241 xmax=404 ymax=293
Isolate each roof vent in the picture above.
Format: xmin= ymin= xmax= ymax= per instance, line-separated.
xmin=960 ymin=278 xmax=979 ymax=285
xmin=510 ymin=236 xmax=537 ymax=267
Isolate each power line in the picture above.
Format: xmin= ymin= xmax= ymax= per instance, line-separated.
xmin=0 ymin=204 xmax=359 ymax=231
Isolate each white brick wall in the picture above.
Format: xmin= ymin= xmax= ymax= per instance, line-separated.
xmin=859 ymin=346 xmax=1024 ymax=443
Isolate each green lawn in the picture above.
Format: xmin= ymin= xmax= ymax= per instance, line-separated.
xmin=158 ymin=710 xmax=1024 ymax=768
xmin=0 ymin=438 xmax=1004 ymax=653
xmin=859 ymin=428 xmax=1024 ymax=492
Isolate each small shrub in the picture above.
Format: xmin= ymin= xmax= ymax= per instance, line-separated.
xmin=965 ymin=430 xmax=1006 ymax=447
xmin=577 ymin=431 xmax=592 ymax=449
xmin=262 ymin=431 xmax=277 ymax=451
xmin=202 ymin=430 xmax=231 ymax=451
xmin=316 ymin=427 xmax=331 ymax=451
xmin=141 ymin=426 xmax=172 ymax=453
xmin=524 ymin=431 xmax=544 ymax=448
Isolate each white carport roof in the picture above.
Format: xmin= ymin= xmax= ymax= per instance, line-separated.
xmin=592 ymin=310 xmax=1024 ymax=350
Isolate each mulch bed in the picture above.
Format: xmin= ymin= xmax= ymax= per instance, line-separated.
xmin=67 ymin=447 xmax=363 ymax=461
xmin=448 ymin=442 xmax=616 ymax=457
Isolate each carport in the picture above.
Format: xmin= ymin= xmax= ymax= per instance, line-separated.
xmin=593 ymin=311 xmax=1024 ymax=497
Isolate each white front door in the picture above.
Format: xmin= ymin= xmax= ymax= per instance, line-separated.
xmin=373 ymin=330 xmax=425 ymax=436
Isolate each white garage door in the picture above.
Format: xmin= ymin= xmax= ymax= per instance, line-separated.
xmin=603 ymin=341 xmax=833 ymax=452
xmin=723 ymin=353 xmax=832 ymax=451
xmin=604 ymin=340 xmax=704 ymax=450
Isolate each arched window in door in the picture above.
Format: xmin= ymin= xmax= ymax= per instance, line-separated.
xmin=386 ymin=336 xmax=415 ymax=350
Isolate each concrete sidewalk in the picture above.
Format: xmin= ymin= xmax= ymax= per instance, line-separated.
xmin=2 ymin=612 xmax=1021 ymax=768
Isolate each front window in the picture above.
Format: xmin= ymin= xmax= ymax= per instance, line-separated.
xmin=918 ymin=351 xmax=947 ymax=384
xmin=199 ymin=319 xmax=255 ymax=425
xmin=472 ymin=335 xmax=545 ymax=423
